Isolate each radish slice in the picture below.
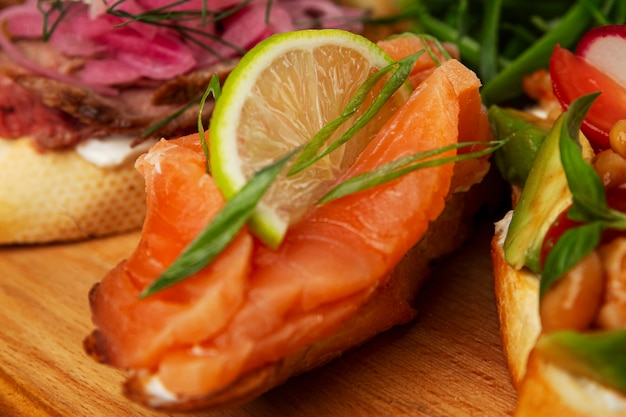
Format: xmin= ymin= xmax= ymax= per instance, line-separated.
xmin=576 ymin=24 xmax=626 ymax=88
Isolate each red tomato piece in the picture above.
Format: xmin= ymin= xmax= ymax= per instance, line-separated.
xmin=540 ymin=206 xmax=580 ymax=268
xmin=549 ymin=44 xmax=626 ymax=151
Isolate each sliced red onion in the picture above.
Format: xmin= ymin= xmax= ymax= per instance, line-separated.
xmin=106 ymin=0 xmax=161 ymax=40
xmin=80 ymin=58 xmax=142 ymax=85
xmin=193 ymin=3 xmax=294 ymax=66
xmin=267 ymin=5 xmax=297 ymax=33
xmin=0 ymin=5 xmax=117 ymax=95
xmin=136 ymin=0 xmax=242 ymax=12
xmin=4 ymin=6 xmax=44 ymax=38
xmin=89 ymin=0 xmax=110 ymax=19
xmin=220 ymin=3 xmax=291 ymax=49
xmin=0 ymin=0 xmax=367 ymax=93
xmin=109 ymin=31 xmax=197 ymax=79
xmin=49 ymin=9 xmax=110 ymax=57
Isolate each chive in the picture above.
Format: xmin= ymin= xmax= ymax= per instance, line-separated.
xmin=612 ymin=0 xmax=626 ymax=23
xmin=410 ymin=9 xmax=511 ymax=75
xmin=480 ymin=0 xmax=599 ymax=105
xmin=143 ymin=136 xmax=504 ymax=297
xmin=141 ymin=74 xmax=221 ymax=146
xmin=585 ymin=0 xmax=611 ymax=25
xmin=197 ymin=74 xmax=222 ymax=174
xmin=404 ymin=0 xmax=626 ymax=105
xmin=288 ymin=51 xmax=422 ymax=176
xmin=479 ymin=0 xmax=502 ymax=84
xmin=140 ymin=148 xmax=298 ymax=298
xmin=264 ymin=0 xmax=273 ymax=25
xmin=38 ymin=0 xmax=74 ymax=41
xmin=142 ymin=49 xmax=422 ymax=296
xmin=140 ymin=96 xmax=201 ymax=139
xmin=499 ymin=23 xmax=538 ymax=58
xmin=318 ymin=140 xmax=506 ymax=203
xmin=410 ymin=10 xmax=482 ymax=70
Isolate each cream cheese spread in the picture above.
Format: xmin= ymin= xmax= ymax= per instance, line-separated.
xmin=76 ymin=135 xmax=157 ymax=168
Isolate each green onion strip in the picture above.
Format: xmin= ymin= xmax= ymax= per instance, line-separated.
xmin=140 ymin=148 xmax=299 ymax=297
xmin=289 ymin=51 xmax=423 ymax=175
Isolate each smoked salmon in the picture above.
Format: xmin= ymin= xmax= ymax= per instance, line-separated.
xmin=85 ymin=41 xmax=492 ymax=410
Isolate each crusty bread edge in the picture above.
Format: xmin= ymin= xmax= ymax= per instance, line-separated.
xmin=491 ymin=211 xmax=626 ymax=417
xmin=490 ymin=212 xmax=541 ymax=388
xmin=0 ymin=138 xmax=147 ymax=245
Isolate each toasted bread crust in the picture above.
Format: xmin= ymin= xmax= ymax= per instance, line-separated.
xmin=515 ymin=350 xmax=626 ymax=417
xmin=491 ymin=213 xmax=540 ymax=388
xmin=0 ymin=138 xmax=146 ymax=244
xmin=492 ymin=212 xmax=626 ymax=416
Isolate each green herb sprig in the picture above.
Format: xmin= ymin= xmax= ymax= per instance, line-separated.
xmin=289 ymin=50 xmax=423 ymax=176
xmin=37 ymin=0 xmax=370 ymax=61
xmin=105 ymin=0 xmax=250 ymax=60
xmin=197 ymin=74 xmax=222 ymax=173
xmin=37 ymin=0 xmax=73 ymax=42
xmin=290 ymin=34 xmax=451 ymax=176
xmin=139 ymin=147 xmax=298 ymax=297
xmin=540 ymin=93 xmax=626 ymax=297
xmin=397 ymin=0 xmax=626 ymax=106
xmin=319 ymin=140 xmax=501 ymax=204
xmin=479 ymin=0 xmax=597 ymax=106
xmin=39 ymin=0 xmax=253 ymax=59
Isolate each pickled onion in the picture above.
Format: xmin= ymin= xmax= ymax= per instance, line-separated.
xmin=0 ymin=0 xmax=366 ymax=93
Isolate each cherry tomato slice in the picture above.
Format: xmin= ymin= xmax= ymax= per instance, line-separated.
xmin=540 ymin=206 xmax=579 ymax=268
xmin=541 ymin=187 xmax=626 ymax=268
xmin=549 ymin=45 xmax=626 ymax=151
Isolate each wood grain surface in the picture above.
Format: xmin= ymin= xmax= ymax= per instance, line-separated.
xmin=0 ymin=221 xmax=517 ymax=417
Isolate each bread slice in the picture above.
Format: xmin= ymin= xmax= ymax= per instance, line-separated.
xmin=84 ymin=164 xmax=503 ymax=411
xmin=491 ymin=212 xmax=626 ymax=416
xmin=0 ymin=138 xmax=147 ymax=244
xmin=491 ymin=212 xmax=541 ymax=388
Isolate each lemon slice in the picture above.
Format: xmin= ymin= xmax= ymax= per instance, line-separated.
xmin=210 ymin=29 xmax=410 ymax=248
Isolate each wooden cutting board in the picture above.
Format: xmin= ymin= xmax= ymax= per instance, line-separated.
xmin=0 ymin=221 xmax=517 ymax=417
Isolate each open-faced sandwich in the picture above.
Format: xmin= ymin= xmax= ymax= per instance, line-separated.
xmin=0 ymin=0 xmax=365 ymax=244
xmin=491 ymin=23 xmax=626 ymax=416
xmin=83 ymin=28 xmax=499 ymax=411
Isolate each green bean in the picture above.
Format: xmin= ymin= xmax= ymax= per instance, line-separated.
xmin=480 ymin=0 xmax=599 ymax=105
xmin=480 ymin=0 xmax=503 ymax=84
xmin=412 ymin=10 xmax=510 ymax=72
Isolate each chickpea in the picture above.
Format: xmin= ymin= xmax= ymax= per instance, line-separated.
xmin=609 ymin=119 xmax=626 ymax=159
xmin=540 ymin=250 xmax=605 ymax=333
xmin=597 ymin=238 xmax=626 ymax=329
xmin=593 ymin=148 xmax=626 ymax=189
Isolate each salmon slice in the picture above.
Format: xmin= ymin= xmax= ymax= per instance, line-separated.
xmin=87 ymin=138 xmax=254 ymax=369
xmin=377 ymin=34 xmax=460 ymax=87
xmin=377 ymin=35 xmax=492 ymax=192
xmin=86 ymin=57 xmax=486 ymax=406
